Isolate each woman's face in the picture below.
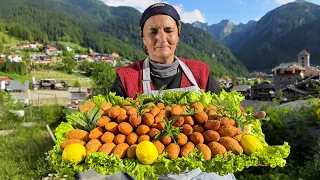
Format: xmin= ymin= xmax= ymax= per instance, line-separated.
xmin=142 ymin=14 xmax=179 ymax=64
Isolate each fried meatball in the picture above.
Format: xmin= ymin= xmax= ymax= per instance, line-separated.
xmin=116 ymin=114 xmax=128 ymax=124
xmin=196 ymin=144 xmax=211 ymax=160
xmin=60 ymin=139 xmax=86 ymax=149
xmin=126 ymin=132 xmax=138 ymax=145
xmin=180 ymin=142 xmax=195 ymax=157
xmin=105 ymin=122 xmax=119 ymax=134
xmin=203 ymin=130 xmax=220 ymax=143
xmin=142 ymin=113 xmax=155 ymax=126
xmin=220 ymin=117 xmax=236 ymax=126
xmin=97 ymin=116 xmax=111 ymax=127
xmin=189 ymin=132 xmax=204 ymax=145
xmin=171 ymin=105 xmax=184 ymax=116
xmin=191 ymin=102 xmax=204 ymax=112
xmin=184 ymin=115 xmax=195 ymax=126
xmin=156 ymin=103 xmax=165 ymax=109
xmin=100 ymin=132 xmax=115 ymax=143
xmin=166 ymin=143 xmax=180 ymax=160
xmin=155 ymin=110 xmax=165 ymax=123
xmin=127 ymin=145 xmax=137 ymax=158
xmin=136 ymin=125 xmax=150 ymax=136
xmin=112 ymin=143 xmax=129 ymax=159
xmin=219 ymin=137 xmax=243 ymax=154
xmin=150 ymin=106 xmax=161 ymax=117
xmin=148 ymin=128 xmax=160 ymax=139
xmin=153 ymin=140 xmax=164 ymax=155
xmin=108 ymin=106 xmax=121 ymax=119
xmin=138 ymin=135 xmax=151 ymax=143
xmin=128 ymin=115 xmax=141 ymax=127
xmin=118 ymin=122 xmax=133 ymax=135
xmin=171 ymin=116 xmax=184 ymax=127
xmin=89 ymin=127 xmax=105 ymax=139
xmin=126 ymin=107 xmax=138 ymax=116
xmin=194 ymin=111 xmax=208 ymax=124
xmin=65 ymin=129 xmax=90 ymax=142
xmin=114 ymin=134 xmax=126 ymax=145
xmin=157 ymin=122 xmax=165 ymax=131
xmin=192 ymin=124 xmax=205 ymax=133
xmin=98 ymin=142 xmax=116 ymax=155
xmin=217 ymin=125 xmax=241 ymax=137
xmin=207 ymin=142 xmax=227 ymax=157
xmin=207 ymin=109 xmax=218 ymax=120
xmin=177 ymin=133 xmax=188 ymax=146
xmin=233 ymin=134 xmax=243 ymax=142
xmin=85 ymin=139 xmax=102 ymax=155
xmin=160 ymin=134 xmax=172 ymax=145
xmin=182 ymin=124 xmax=193 ymax=136
xmin=204 ymin=120 xmax=220 ymax=131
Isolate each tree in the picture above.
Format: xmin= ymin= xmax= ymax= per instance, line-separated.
xmin=90 ymin=62 xmax=116 ymax=96
xmin=73 ymin=80 xmax=81 ymax=87
xmin=62 ymin=56 xmax=77 ymax=74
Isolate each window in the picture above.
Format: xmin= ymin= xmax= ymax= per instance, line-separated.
xmin=301 ymin=57 xmax=304 ymax=60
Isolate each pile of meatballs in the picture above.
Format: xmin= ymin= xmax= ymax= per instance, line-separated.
xmin=61 ymin=100 xmax=246 ymax=161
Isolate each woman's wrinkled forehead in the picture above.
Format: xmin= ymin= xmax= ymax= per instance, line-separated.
xmin=143 ymin=14 xmax=177 ymax=30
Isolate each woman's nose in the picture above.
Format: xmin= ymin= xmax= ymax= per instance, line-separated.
xmin=156 ymin=29 xmax=167 ymax=42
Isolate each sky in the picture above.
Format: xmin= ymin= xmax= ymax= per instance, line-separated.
xmin=102 ymin=0 xmax=320 ymax=25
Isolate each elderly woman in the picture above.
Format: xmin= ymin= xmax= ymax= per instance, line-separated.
xmin=109 ymin=3 xmax=221 ymax=98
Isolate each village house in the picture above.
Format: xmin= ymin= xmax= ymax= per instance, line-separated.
xmin=8 ymin=54 xmax=22 ymax=62
xmin=101 ymin=55 xmax=117 ymax=67
xmin=66 ymin=87 xmax=92 ymax=109
xmin=66 ymin=46 xmax=72 ymax=52
xmin=30 ymin=41 xmax=43 ymax=49
xmin=278 ymin=75 xmax=320 ymax=102
xmin=0 ymin=54 xmax=6 ymax=62
xmin=31 ymin=54 xmax=53 ymax=65
xmin=5 ymin=80 xmax=30 ymax=106
xmin=230 ymin=85 xmax=251 ymax=99
xmin=251 ymin=82 xmax=275 ymax=101
xmin=44 ymin=45 xmax=59 ymax=56
xmin=20 ymin=42 xmax=30 ymax=48
xmin=0 ymin=76 xmax=13 ymax=90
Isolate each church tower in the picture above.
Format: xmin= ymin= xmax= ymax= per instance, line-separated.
xmin=297 ymin=50 xmax=310 ymax=67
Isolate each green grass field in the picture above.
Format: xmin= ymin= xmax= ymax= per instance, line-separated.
xmin=0 ymin=32 xmax=20 ymax=45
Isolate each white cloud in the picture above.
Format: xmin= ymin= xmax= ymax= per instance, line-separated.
xmin=103 ymin=0 xmax=206 ymax=23
xmin=254 ymin=15 xmax=262 ymax=21
xmin=272 ymin=0 xmax=294 ymax=5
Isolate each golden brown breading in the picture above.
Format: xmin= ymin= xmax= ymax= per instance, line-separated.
xmin=157 ymin=122 xmax=165 ymax=131
xmin=160 ymin=133 xmax=172 ymax=145
xmin=142 ymin=113 xmax=155 ymax=126
xmin=85 ymin=139 xmax=102 ymax=156
xmin=204 ymin=120 xmax=220 ymax=130
xmin=108 ymin=106 xmax=121 ymax=119
xmin=156 ymin=103 xmax=165 ymax=109
xmin=183 ymin=115 xmax=195 ymax=125
xmin=148 ymin=128 xmax=160 ymax=139
xmin=100 ymin=102 xmax=111 ymax=112
xmin=166 ymin=143 xmax=180 ymax=160
xmin=79 ymin=105 xmax=86 ymax=113
xmin=114 ymin=134 xmax=126 ymax=145
xmin=192 ymin=124 xmax=205 ymax=133
xmin=191 ymin=102 xmax=204 ymax=112
xmin=138 ymin=135 xmax=151 ymax=143
xmin=98 ymin=142 xmax=116 ymax=155
xmin=171 ymin=105 xmax=184 ymax=116
xmin=142 ymin=108 xmax=151 ymax=114
xmin=126 ymin=107 xmax=138 ymax=116
xmin=97 ymin=116 xmax=111 ymax=127
xmin=180 ymin=142 xmax=195 ymax=157
xmin=118 ymin=122 xmax=133 ymax=135
xmin=89 ymin=127 xmax=105 ymax=139
xmin=171 ymin=116 xmax=184 ymax=127
xmin=220 ymin=117 xmax=236 ymax=126
xmin=85 ymin=101 xmax=96 ymax=110
xmin=177 ymin=133 xmax=188 ymax=146
xmin=196 ymin=144 xmax=212 ymax=160
xmin=217 ymin=125 xmax=241 ymax=137
xmin=126 ymin=132 xmax=138 ymax=145
xmin=128 ymin=114 xmax=142 ymax=127
xmin=155 ymin=110 xmax=165 ymax=123
xmin=127 ymin=145 xmax=137 ymax=158
xmin=219 ymin=137 xmax=243 ymax=154
xmin=233 ymin=134 xmax=243 ymax=142
xmin=119 ymin=108 xmax=126 ymax=115
xmin=182 ymin=124 xmax=193 ymax=136
xmin=194 ymin=111 xmax=208 ymax=124
xmin=112 ymin=143 xmax=129 ymax=159
xmin=189 ymin=132 xmax=204 ymax=145
xmin=116 ymin=114 xmax=128 ymax=124
xmin=150 ymin=106 xmax=161 ymax=117
xmin=151 ymin=123 xmax=159 ymax=129
xmin=65 ymin=129 xmax=90 ymax=142
xmin=60 ymin=139 xmax=86 ymax=149
xmin=207 ymin=142 xmax=227 ymax=157
xmin=207 ymin=109 xmax=218 ymax=120
xmin=165 ymin=106 xmax=172 ymax=111
xmin=100 ymin=132 xmax=115 ymax=143
xmin=203 ymin=130 xmax=220 ymax=143
xmin=153 ymin=140 xmax=164 ymax=155
xmin=105 ymin=122 xmax=119 ymax=134
xmin=136 ymin=125 xmax=150 ymax=136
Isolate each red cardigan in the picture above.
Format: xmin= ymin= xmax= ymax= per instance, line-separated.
xmin=116 ymin=58 xmax=210 ymax=99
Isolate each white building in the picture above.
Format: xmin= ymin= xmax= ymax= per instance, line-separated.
xmin=8 ymin=55 xmax=22 ymax=62
xmin=297 ymin=50 xmax=310 ymax=67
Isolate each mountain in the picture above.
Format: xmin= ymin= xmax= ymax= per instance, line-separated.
xmin=232 ymin=0 xmax=320 ymax=71
xmin=0 ymin=0 xmax=248 ymax=77
xmin=192 ymin=20 xmax=257 ymax=44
